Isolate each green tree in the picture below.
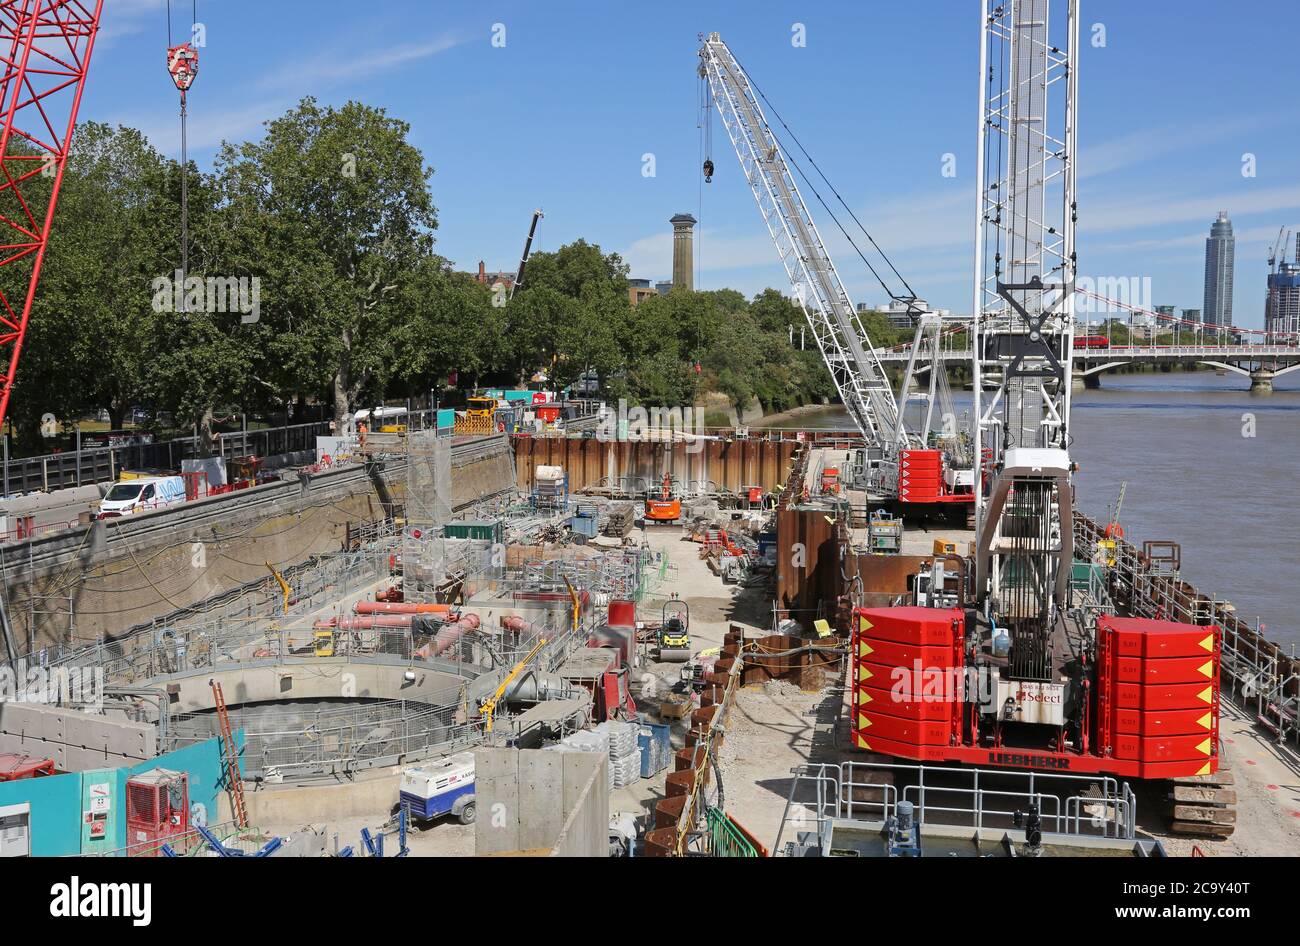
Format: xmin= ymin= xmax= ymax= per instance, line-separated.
xmin=213 ymin=97 xmax=438 ymax=426
xmin=523 ymin=239 xmax=629 ymax=298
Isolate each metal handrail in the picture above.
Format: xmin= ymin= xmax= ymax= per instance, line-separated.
xmin=775 ymin=759 xmax=1135 ymax=855
xmin=1073 ymin=510 xmax=1298 ymax=748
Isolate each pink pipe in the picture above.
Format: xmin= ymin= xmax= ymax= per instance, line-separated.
xmin=315 ymin=615 xmax=418 ymax=630
xmin=354 ymin=602 xmax=453 ymax=616
xmin=421 ymin=613 xmax=481 ymax=658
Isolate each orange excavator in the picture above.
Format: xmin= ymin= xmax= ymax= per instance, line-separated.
xmin=643 ymin=472 xmax=681 ymax=525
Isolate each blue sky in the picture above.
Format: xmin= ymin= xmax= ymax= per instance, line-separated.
xmin=83 ymin=0 xmax=1300 ymax=326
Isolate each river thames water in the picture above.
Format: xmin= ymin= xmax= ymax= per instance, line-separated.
xmin=766 ymin=372 xmax=1300 ymax=648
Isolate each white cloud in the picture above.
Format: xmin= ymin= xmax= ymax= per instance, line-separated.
xmin=98 ymin=0 xmax=182 ymax=45
xmin=1080 ymin=110 xmax=1297 ymax=180
xmin=1088 ymin=184 xmax=1300 ymax=234
xmin=252 ymin=34 xmax=466 ymax=93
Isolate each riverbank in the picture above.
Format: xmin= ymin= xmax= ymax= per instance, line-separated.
xmin=751 ymin=401 xmax=839 ymax=428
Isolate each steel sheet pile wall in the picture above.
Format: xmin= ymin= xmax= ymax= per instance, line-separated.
xmin=643 ymin=628 xmax=744 ymax=856
xmin=772 ymin=444 xmax=853 ymax=623
xmin=513 ymin=436 xmax=796 ymax=496
xmin=739 ymin=633 xmax=843 ymax=689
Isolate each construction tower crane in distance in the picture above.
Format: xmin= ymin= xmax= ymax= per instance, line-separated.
xmin=1267 ymin=226 xmax=1291 ymax=274
xmin=509 ymin=209 xmax=544 ymax=302
xmin=697 ymin=33 xmax=901 ymax=459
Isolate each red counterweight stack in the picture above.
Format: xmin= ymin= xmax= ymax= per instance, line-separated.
xmin=1096 ymin=616 xmax=1220 ymax=778
xmin=897 ymin=449 xmax=943 ymax=504
xmin=851 ymin=607 xmax=964 ymax=759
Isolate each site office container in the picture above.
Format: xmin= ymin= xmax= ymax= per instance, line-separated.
xmin=442 ymin=520 xmax=504 ymax=544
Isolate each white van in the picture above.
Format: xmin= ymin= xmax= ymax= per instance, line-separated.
xmin=97 ymin=476 xmax=188 ymax=519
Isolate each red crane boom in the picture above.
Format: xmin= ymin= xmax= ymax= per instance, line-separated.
xmin=0 ymin=0 xmax=103 ymax=429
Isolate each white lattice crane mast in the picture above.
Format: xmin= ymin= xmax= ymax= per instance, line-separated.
xmin=698 ymin=33 xmax=899 ymax=448
xmin=971 ymin=0 xmax=1080 ymax=676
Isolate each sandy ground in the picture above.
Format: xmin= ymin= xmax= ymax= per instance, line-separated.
xmin=606 ymin=524 xmax=775 ymax=830
xmin=258 ymin=812 xmax=476 ymax=857
xmin=1149 ymin=701 xmax=1300 ymax=857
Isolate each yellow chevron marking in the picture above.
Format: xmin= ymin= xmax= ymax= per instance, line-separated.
xmin=1199 ymin=634 xmax=1214 ymax=653
xmin=1196 ymin=738 xmax=1212 ymax=756
xmin=1196 ymin=762 xmax=1211 ymax=775
xmin=1198 ymin=661 xmax=1214 ymax=679
xmin=1197 ymin=713 xmax=1212 ymax=730
xmin=858 ymin=615 xmax=873 ymax=633
xmin=859 ymin=641 xmax=874 ymax=658
xmin=858 ymin=713 xmax=872 ymax=729
xmin=1197 ymin=687 xmax=1213 ymax=704
xmin=858 ymin=666 xmax=873 ymax=683
xmin=860 ymin=691 xmax=873 ymax=705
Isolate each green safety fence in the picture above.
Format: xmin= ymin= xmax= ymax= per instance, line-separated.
xmin=706 ymin=807 xmax=761 ymax=858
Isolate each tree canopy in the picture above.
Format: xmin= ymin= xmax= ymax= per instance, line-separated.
xmin=5 ymin=97 xmax=861 ymax=455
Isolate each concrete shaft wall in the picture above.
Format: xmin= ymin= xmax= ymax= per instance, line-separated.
xmin=229 ymin=770 xmax=404 ymax=828
xmin=164 ymin=660 xmax=469 ymax=714
xmin=1 ymin=441 xmax=519 ymax=660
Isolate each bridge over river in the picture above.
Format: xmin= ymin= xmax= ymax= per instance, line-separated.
xmin=877 ymin=342 xmax=1300 ymax=392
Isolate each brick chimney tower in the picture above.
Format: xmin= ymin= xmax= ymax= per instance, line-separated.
xmin=670 ymin=213 xmax=697 ymax=291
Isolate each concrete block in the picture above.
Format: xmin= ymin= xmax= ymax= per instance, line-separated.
xmin=518 ymin=750 xmax=562 ymax=850
xmin=474 ymin=748 xmax=521 ymax=856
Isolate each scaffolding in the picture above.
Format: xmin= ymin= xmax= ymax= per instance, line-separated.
xmin=405 ymin=430 xmax=454 ymax=526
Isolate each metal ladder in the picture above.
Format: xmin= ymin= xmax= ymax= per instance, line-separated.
xmin=209 ymin=680 xmax=248 ymax=828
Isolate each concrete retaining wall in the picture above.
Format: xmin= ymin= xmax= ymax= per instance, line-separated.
xmin=228 ymin=769 xmax=404 ymax=827
xmin=474 ymin=747 xmax=608 ymax=856
xmin=163 ymin=660 xmax=469 ymax=714
xmin=1 ymin=437 xmax=519 ymax=660
xmin=0 ymin=701 xmax=156 ymax=771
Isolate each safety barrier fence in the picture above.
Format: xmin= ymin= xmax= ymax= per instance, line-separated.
xmin=454 ymin=414 xmax=496 ymax=437
xmin=1073 ymin=512 xmax=1299 ymax=748
xmin=706 ymin=807 xmax=762 ymax=857
xmin=168 ymin=698 xmax=483 ymax=780
xmin=2 ymin=421 xmax=332 ymax=495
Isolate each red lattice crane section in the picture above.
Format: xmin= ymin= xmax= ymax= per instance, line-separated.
xmin=0 ymin=0 xmax=103 ymax=428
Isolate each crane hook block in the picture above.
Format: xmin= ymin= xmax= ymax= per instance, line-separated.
xmin=703 ymin=159 xmax=714 ymax=183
